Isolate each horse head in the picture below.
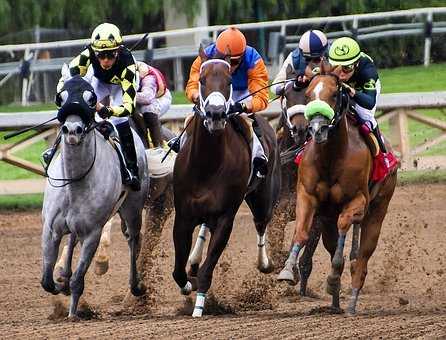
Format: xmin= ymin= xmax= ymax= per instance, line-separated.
xmin=281 ymin=64 xmax=308 ymax=146
xmin=304 ymin=71 xmax=348 ymax=144
xmin=197 ymin=45 xmax=232 ymax=133
xmin=55 ymin=75 xmax=97 ymax=145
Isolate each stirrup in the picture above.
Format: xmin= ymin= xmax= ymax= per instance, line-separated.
xmin=42 ymin=147 xmax=56 ymax=167
xmin=123 ymin=172 xmax=141 ymax=191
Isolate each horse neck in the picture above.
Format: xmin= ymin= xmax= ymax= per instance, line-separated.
xmin=189 ymin=116 xmax=228 ymax=174
xmin=314 ymin=113 xmax=349 ymax=164
xmin=61 ymin=130 xmax=96 ymax=181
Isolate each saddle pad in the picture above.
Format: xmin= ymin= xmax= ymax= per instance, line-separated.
xmin=146 ymin=148 xmax=175 ymax=178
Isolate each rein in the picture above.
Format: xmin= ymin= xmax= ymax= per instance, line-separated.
xmin=44 ymin=121 xmax=99 ymax=188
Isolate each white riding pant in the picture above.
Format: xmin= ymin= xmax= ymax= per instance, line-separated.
xmin=138 ymin=89 xmax=172 ymax=118
xmin=354 ymin=79 xmax=381 ymax=129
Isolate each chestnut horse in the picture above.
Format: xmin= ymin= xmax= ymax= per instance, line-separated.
xmin=172 ymin=49 xmax=281 ymax=317
xmin=277 ymin=72 xmax=397 ymax=315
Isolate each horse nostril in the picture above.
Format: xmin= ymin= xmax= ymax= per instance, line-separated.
xmin=62 ymin=125 xmax=69 ymax=134
xmin=75 ymin=126 xmax=83 ymax=135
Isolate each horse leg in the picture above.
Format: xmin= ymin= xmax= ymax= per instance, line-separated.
xmin=328 ymin=193 xmax=366 ymax=310
xmin=41 ymin=223 xmax=63 ymax=295
xmin=298 ymin=217 xmax=322 ymax=296
xmin=320 ymin=219 xmax=341 ymax=309
xmin=94 ymin=217 xmax=113 ymax=276
xmin=347 ymin=194 xmax=392 ymax=316
xmin=245 ymin=193 xmax=275 ymax=274
xmin=120 ymin=210 xmax=146 ymax=296
xmin=69 ymin=230 xmax=102 ymax=318
xmin=349 ymin=223 xmax=361 ymax=263
xmin=277 ymin=186 xmax=317 ymax=285
xmin=188 ymin=224 xmax=208 ymax=290
xmin=172 ymin=214 xmax=195 ymax=296
xmin=55 ymin=233 xmax=77 ymax=295
xmin=193 ymin=214 xmax=235 ymax=317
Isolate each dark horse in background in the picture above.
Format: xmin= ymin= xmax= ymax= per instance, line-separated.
xmin=172 ymin=47 xmax=281 ymax=317
xmin=271 ymin=63 xmax=323 ymax=296
xmin=277 ymin=68 xmax=397 ymax=315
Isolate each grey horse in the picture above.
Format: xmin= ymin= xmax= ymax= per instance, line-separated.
xmin=40 ymin=76 xmax=149 ymax=318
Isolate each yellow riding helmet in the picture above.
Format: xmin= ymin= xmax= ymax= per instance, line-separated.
xmin=328 ymin=37 xmax=361 ymax=66
xmin=90 ymin=23 xmax=123 ymax=52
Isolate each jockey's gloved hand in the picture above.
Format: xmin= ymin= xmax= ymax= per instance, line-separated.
xmin=98 ymin=106 xmax=113 ymax=119
xmin=275 ymin=85 xmax=285 ymax=96
xmin=228 ymin=102 xmax=247 ymax=114
xmin=293 ymin=75 xmax=309 ymax=90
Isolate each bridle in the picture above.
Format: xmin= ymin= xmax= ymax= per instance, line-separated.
xmin=44 ymin=119 xmax=99 ymax=188
xmin=197 ymin=59 xmax=234 ymax=119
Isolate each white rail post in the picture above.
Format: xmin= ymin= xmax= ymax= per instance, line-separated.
xmin=424 ymin=11 xmax=433 ymax=67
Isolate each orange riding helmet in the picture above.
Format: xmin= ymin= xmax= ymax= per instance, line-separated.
xmin=216 ymin=27 xmax=247 ymax=58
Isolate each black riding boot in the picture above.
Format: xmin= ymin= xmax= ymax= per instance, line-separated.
xmin=143 ymin=112 xmax=163 ymax=148
xmin=42 ymin=133 xmax=62 ymax=167
xmin=251 ymin=114 xmax=268 ymax=177
xmin=372 ymin=125 xmax=387 ymax=154
xmin=116 ymin=120 xmax=141 ymax=191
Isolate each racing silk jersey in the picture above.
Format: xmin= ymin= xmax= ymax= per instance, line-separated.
xmin=186 ymin=44 xmax=269 ymax=113
xmin=136 ymin=62 xmax=168 ymax=105
xmin=346 ymin=53 xmax=379 ymax=110
xmin=271 ymin=48 xmax=328 ymax=95
xmin=58 ymin=46 xmax=138 ymax=117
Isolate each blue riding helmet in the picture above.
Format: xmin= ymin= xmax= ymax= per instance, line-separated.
xmin=298 ymin=30 xmax=328 ymax=58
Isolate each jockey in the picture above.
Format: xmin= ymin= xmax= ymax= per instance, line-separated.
xmin=183 ymin=27 xmax=270 ymax=176
xmin=136 ymin=61 xmax=171 ymax=148
xmin=271 ymin=29 xmax=328 ymax=96
xmin=55 ymin=23 xmax=140 ymax=190
xmin=328 ymin=37 xmax=388 ymax=161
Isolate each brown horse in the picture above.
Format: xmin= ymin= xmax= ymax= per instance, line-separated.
xmin=277 ymin=71 xmax=397 ymax=315
xmin=172 ymin=48 xmax=281 ymax=317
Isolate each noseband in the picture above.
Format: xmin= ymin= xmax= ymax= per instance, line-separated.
xmin=197 ymin=59 xmax=233 ymax=118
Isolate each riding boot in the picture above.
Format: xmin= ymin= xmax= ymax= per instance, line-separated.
xmin=42 ymin=133 xmax=62 ymax=167
xmin=115 ymin=120 xmax=141 ymax=191
xmin=372 ymin=125 xmax=387 ymax=154
xmin=143 ymin=112 xmax=163 ymax=148
xmin=250 ymin=114 xmax=268 ymax=177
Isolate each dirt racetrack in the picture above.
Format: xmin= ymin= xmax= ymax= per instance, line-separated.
xmin=0 ymin=183 xmax=445 ymax=339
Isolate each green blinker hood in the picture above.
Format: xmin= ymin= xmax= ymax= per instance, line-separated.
xmin=304 ymin=99 xmax=335 ymax=121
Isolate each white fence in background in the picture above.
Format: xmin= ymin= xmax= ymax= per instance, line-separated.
xmin=0 ymin=7 xmax=445 ymax=96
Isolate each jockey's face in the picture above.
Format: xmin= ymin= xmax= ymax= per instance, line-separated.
xmin=338 ymin=63 xmax=356 ymax=82
xmin=229 ymin=56 xmax=242 ymax=73
xmin=96 ymin=50 xmax=118 ymax=70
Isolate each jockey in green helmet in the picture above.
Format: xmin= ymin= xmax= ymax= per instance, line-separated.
xmin=329 ymin=36 xmax=389 ymax=162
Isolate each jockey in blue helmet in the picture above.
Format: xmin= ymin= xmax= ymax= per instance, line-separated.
xmin=271 ymin=29 xmax=328 ymax=95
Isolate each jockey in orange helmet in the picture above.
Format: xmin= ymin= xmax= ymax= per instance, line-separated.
xmin=184 ymin=27 xmax=269 ymax=176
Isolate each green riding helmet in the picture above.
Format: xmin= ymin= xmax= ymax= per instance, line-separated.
xmin=328 ymin=37 xmax=361 ymax=66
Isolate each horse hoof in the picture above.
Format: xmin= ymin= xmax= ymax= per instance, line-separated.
xmin=180 ymin=281 xmax=192 ymax=296
xmin=94 ymin=259 xmax=109 ymax=276
xmin=131 ymin=282 xmax=147 ymax=297
xmin=257 ymin=260 xmax=275 ymax=274
xmin=346 ymin=307 xmax=356 ymax=316
xmin=326 ymin=275 xmax=341 ymax=296
xmin=67 ymin=313 xmax=81 ymax=322
xmin=192 ymin=308 xmax=203 ymax=318
xmin=277 ymin=267 xmax=297 ymax=285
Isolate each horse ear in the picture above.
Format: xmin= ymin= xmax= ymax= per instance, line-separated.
xmin=199 ymin=44 xmax=208 ymax=62
xmin=320 ymin=61 xmax=327 ymax=75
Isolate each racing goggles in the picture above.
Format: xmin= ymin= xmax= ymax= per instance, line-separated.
xmin=95 ymin=50 xmax=118 ymax=60
xmin=304 ymin=56 xmax=322 ymax=63
xmin=341 ymin=63 xmax=356 ymax=73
